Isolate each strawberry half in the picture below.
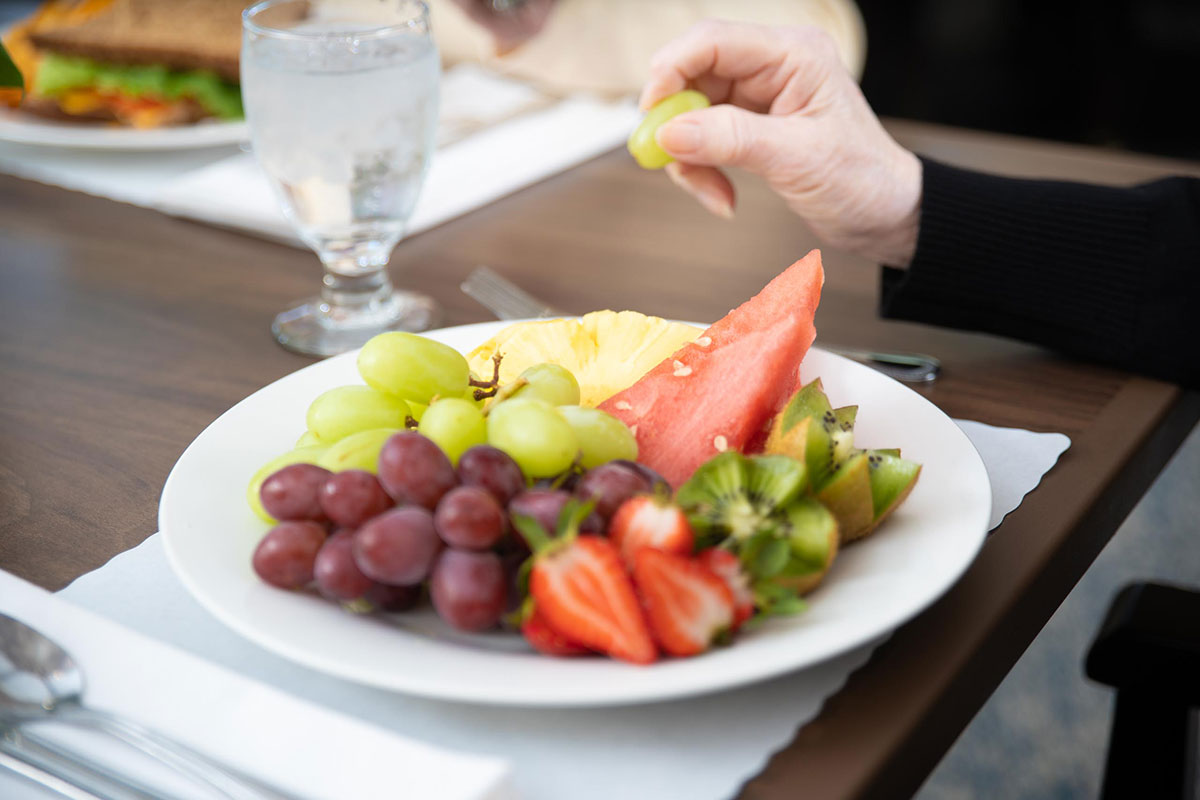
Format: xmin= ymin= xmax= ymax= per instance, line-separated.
xmin=530 ymin=535 xmax=657 ymax=665
xmin=697 ymin=548 xmax=755 ymax=629
xmin=521 ymin=606 xmax=591 ymax=657
xmin=609 ymin=495 xmax=694 ymax=569
xmin=633 ymin=549 xmax=735 ymax=657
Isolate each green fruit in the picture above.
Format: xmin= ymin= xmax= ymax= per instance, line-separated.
xmin=766 ymin=380 xmax=856 ymax=490
xmin=866 ymin=450 xmax=921 ymax=525
xmin=316 ymin=428 xmax=400 ymax=474
xmin=626 ymin=89 xmax=710 ymax=169
xmin=419 ymin=398 xmax=487 ymax=466
xmin=246 ymin=445 xmax=327 ymax=523
xmin=556 ymin=405 xmax=637 ymax=469
xmin=295 ymin=430 xmax=323 ymax=448
xmin=676 ymin=451 xmax=806 ymax=546
xmin=486 ymin=398 xmax=578 ymax=478
xmin=306 ymin=385 xmax=411 ymax=443
xmin=513 ymin=363 xmax=581 ymax=407
xmin=816 ymin=452 xmax=874 ymax=543
xmin=770 ymin=497 xmax=840 ymax=596
xmin=357 ymin=332 xmax=470 ymax=404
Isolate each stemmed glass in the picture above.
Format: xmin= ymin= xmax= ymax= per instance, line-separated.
xmin=242 ymin=0 xmax=440 ymax=356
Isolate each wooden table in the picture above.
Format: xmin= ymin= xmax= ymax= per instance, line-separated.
xmin=2 ymin=120 xmax=1198 ymax=799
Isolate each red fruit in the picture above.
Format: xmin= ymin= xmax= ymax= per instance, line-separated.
xmin=697 ymin=548 xmax=755 ymax=629
xmin=633 ymin=549 xmax=735 ymax=657
xmin=521 ymin=606 xmax=591 ymax=657
xmin=530 ymin=536 xmax=657 ymax=665
xmin=252 ymin=521 xmax=327 ymax=589
xmin=609 ymin=495 xmax=694 ymax=569
xmin=600 ymin=250 xmax=824 ymax=486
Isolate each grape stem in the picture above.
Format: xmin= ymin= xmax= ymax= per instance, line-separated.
xmin=470 ymin=353 xmax=504 ymax=400
xmin=404 ymin=415 xmax=420 ymax=429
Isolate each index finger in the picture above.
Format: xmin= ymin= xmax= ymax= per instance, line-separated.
xmin=638 ymin=20 xmax=786 ymax=111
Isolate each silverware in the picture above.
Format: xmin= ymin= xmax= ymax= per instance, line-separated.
xmin=1 ymin=725 xmax=160 ymax=800
xmin=0 ymin=613 xmax=287 ymax=800
xmin=461 ymin=266 xmax=941 ymax=384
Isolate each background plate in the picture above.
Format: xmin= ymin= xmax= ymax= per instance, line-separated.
xmin=160 ymin=320 xmax=991 ymax=707
xmin=0 ymin=109 xmax=246 ymax=150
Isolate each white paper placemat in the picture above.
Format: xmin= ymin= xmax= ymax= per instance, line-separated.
xmin=31 ymin=421 xmax=1068 ymax=800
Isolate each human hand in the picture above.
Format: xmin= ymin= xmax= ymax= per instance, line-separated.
xmin=640 ymin=21 xmax=921 ymax=267
xmin=448 ymin=0 xmax=556 ymax=54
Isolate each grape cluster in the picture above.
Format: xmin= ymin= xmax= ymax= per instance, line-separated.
xmin=252 ymin=434 xmax=664 ymax=633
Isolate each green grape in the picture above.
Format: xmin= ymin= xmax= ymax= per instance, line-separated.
xmin=556 ymin=406 xmax=638 ymax=469
xmin=511 ymin=363 xmax=581 ymax=407
xmin=306 ymin=385 xmax=411 ymax=443
xmin=357 ymin=332 xmax=470 ymax=404
xmin=246 ymin=444 xmax=327 ymax=523
xmin=295 ymin=430 xmax=322 ymax=448
xmin=486 ymin=398 xmax=579 ymax=478
xmin=408 ymin=400 xmax=428 ymax=422
xmin=419 ymin=398 xmax=487 ymax=466
xmin=317 ymin=428 xmax=401 ymax=474
xmin=627 ymin=90 xmax=711 ymax=169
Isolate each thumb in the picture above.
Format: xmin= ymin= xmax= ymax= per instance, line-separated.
xmin=655 ymin=105 xmax=788 ymax=175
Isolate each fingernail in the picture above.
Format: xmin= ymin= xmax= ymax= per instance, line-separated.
xmin=656 ymin=119 xmax=701 ymax=153
xmin=697 ymin=190 xmax=735 ymax=219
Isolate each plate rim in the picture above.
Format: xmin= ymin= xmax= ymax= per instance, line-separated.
xmin=0 ymin=109 xmax=248 ymax=151
xmin=159 ymin=319 xmax=991 ymax=707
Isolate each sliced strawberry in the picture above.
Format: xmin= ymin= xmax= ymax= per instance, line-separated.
xmin=609 ymin=495 xmax=694 ymax=569
xmin=530 ymin=536 xmax=657 ymax=664
xmin=521 ymin=606 xmax=591 ymax=657
xmin=697 ymin=548 xmax=755 ymax=629
xmin=633 ymin=549 xmax=735 ymax=657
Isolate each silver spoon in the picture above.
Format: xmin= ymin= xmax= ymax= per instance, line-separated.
xmin=0 ymin=613 xmax=286 ymax=800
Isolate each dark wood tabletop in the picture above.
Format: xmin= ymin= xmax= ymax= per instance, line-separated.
xmin=1 ymin=119 xmax=1198 ymax=799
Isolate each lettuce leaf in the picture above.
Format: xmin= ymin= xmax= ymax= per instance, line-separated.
xmin=1 ymin=41 xmax=23 ymax=89
xmin=34 ymin=53 xmax=242 ymax=119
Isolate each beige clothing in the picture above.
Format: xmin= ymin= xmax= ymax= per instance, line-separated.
xmin=430 ymin=0 xmax=867 ymax=96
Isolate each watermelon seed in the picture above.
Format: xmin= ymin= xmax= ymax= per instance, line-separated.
xmin=713 ymin=435 xmax=729 ymax=452
xmin=695 ymin=336 xmax=712 ymax=347
xmin=673 ymin=361 xmax=693 ymax=377
xmin=614 ymin=400 xmax=633 ymax=411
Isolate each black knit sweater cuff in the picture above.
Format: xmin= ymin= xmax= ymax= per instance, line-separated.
xmin=879 ymin=157 xmax=1152 ymax=368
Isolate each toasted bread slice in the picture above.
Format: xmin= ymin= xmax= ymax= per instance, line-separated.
xmin=29 ymin=0 xmax=245 ymax=82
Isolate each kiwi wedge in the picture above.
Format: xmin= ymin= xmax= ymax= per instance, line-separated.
xmin=765 ymin=379 xmax=856 ymax=491
xmin=816 ymin=451 xmax=874 ymax=543
xmin=771 ymin=497 xmax=840 ymax=595
xmin=865 ymin=450 xmax=922 ymax=531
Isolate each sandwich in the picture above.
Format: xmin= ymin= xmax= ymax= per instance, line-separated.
xmin=3 ymin=0 xmax=245 ymax=128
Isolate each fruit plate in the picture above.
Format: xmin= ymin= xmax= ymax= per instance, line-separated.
xmin=160 ymin=320 xmax=991 ymax=707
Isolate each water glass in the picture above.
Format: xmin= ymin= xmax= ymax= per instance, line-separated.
xmin=242 ymin=0 xmax=440 ymax=356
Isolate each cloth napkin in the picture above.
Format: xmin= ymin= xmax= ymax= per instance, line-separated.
xmin=28 ymin=421 xmax=1069 ymax=800
xmin=0 ymin=572 xmax=514 ymax=800
xmin=0 ymin=65 xmax=638 ymax=245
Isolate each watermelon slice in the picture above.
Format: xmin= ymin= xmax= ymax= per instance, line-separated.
xmin=599 ymin=250 xmax=824 ymax=487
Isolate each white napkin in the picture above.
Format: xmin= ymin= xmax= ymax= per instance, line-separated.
xmin=152 ymin=94 xmax=639 ymax=246
xmin=37 ymin=421 xmax=1068 ymax=800
xmin=0 ymin=572 xmax=514 ymax=800
xmin=0 ymin=65 xmax=638 ymax=246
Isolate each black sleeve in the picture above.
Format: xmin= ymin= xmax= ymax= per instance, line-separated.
xmin=879 ymin=157 xmax=1200 ymax=388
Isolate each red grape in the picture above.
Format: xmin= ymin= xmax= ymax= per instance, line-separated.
xmin=610 ymin=459 xmax=671 ymax=492
xmin=377 ymin=431 xmax=458 ymax=509
xmin=434 ymin=486 xmax=506 ymax=550
xmin=314 ymin=530 xmax=374 ymax=602
xmin=319 ymin=470 xmax=393 ymax=528
xmin=574 ymin=462 xmax=651 ymax=520
xmin=353 ymin=507 xmax=442 ymax=585
xmin=457 ymin=445 xmax=526 ymax=505
xmin=508 ymin=489 xmax=602 ymax=545
xmin=259 ymin=463 xmax=332 ymax=521
xmin=252 ymin=521 xmax=327 ymax=589
xmin=364 ymin=582 xmax=421 ymax=612
xmin=430 ymin=550 xmax=507 ymax=631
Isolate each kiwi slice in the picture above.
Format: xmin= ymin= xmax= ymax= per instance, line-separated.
xmin=774 ymin=497 xmax=840 ymax=595
xmin=765 ymin=380 xmax=855 ymax=490
xmin=676 ymin=451 xmax=807 ymax=546
xmin=866 ymin=450 xmax=921 ymax=530
xmin=816 ymin=452 xmax=874 ymax=543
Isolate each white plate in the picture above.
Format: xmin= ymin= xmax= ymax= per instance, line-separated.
xmin=0 ymin=108 xmax=247 ymax=150
xmin=160 ymin=320 xmax=991 ymax=707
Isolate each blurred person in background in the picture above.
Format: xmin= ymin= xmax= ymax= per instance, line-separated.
xmin=434 ymin=0 xmax=866 ymax=92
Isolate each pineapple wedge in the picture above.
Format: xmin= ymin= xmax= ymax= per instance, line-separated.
xmin=468 ymin=311 xmax=702 ymax=407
